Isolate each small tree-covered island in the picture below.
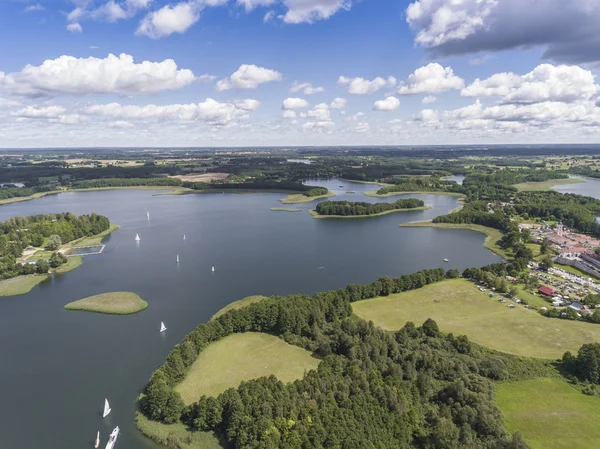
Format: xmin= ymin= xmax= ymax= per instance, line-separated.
xmin=312 ymin=198 xmax=427 ymax=218
xmin=0 ymin=212 xmax=114 ymax=295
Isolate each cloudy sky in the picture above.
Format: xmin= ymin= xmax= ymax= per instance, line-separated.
xmin=1 ymin=0 xmax=600 ymax=148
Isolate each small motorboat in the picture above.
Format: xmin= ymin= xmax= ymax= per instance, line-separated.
xmin=443 ymin=258 xmax=449 ymax=263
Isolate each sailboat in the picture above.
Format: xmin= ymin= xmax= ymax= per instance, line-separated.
xmin=102 ymin=399 xmax=111 ymax=418
xmin=147 ymin=211 xmax=150 ymax=220
xmin=104 ymin=427 xmax=120 ymax=449
xmin=160 ymin=322 xmax=167 ymax=333
xmin=183 ymin=234 xmax=186 ymax=240
xmin=94 ymin=431 xmax=100 ymax=448
xmin=135 ymin=233 xmax=140 ymax=242
xmin=176 ymin=255 xmax=179 ymax=263
xmin=443 ymin=258 xmax=449 ymax=263
xmin=211 ymin=266 xmax=215 ymax=273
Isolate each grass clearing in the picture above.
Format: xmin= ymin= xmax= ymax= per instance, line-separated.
xmin=399 ymin=221 xmax=509 ymax=259
xmin=0 ymin=275 xmax=48 ymax=297
xmin=53 ymin=256 xmax=82 ymax=274
xmin=135 ymin=411 xmax=225 ymax=449
xmin=175 ymin=332 xmax=320 ymax=403
xmin=280 ymin=192 xmax=335 ymax=204
xmin=514 ymin=178 xmax=584 ymax=191
xmin=352 ymin=279 xmax=600 ymax=359
xmin=270 ymin=207 xmax=302 ymax=212
xmin=64 ymin=291 xmax=147 ymax=314
xmin=496 ymin=378 xmax=600 ymax=449
xmin=65 ymin=223 xmax=119 ymax=248
xmin=210 ymin=295 xmax=267 ymax=320
xmin=309 ymin=206 xmax=431 ymax=219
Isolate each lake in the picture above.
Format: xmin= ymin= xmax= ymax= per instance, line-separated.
xmin=0 ymin=180 xmax=500 ymax=449
xmin=553 ymin=176 xmax=600 ymax=200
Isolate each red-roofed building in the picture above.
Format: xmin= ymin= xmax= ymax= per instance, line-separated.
xmin=538 ymin=286 xmax=556 ymax=297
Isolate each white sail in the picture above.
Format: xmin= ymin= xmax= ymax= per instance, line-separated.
xmin=95 ymin=431 xmax=100 ymax=449
xmin=176 ymin=255 xmax=179 ymax=263
xmin=160 ymin=322 xmax=167 ymax=332
xmin=147 ymin=211 xmax=150 ymax=220
xmin=211 ymin=266 xmax=215 ymax=272
xmin=183 ymin=234 xmax=186 ymax=240
xmin=103 ymin=399 xmax=111 ymax=418
xmin=135 ymin=233 xmax=140 ymax=241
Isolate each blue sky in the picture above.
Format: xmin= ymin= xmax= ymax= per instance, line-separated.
xmin=0 ymin=0 xmax=599 ymax=147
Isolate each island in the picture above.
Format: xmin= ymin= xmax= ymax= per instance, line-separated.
xmin=64 ymin=292 xmax=148 ymax=315
xmin=310 ymin=198 xmax=428 ymax=218
xmin=279 ymin=187 xmax=335 ymax=204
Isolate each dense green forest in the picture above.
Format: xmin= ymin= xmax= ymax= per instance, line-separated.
xmin=375 ymin=177 xmax=463 ymax=195
xmin=0 ymin=213 xmax=110 ymax=280
xmin=315 ymin=198 xmax=425 ymax=216
xmin=139 ymin=267 xmax=536 ymax=449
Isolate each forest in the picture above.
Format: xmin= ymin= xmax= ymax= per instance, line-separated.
xmin=0 ymin=213 xmax=110 ymax=280
xmin=315 ymin=198 xmax=425 ymax=216
xmin=375 ymin=177 xmax=464 ymax=195
xmin=139 ymin=266 xmax=535 ymax=449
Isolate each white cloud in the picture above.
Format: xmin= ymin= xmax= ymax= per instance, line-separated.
xmin=137 ymin=2 xmax=200 ymax=38
xmin=354 ymin=122 xmax=370 ymax=133
xmin=302 ymin=120 xmax=334 ymax=131
xmin=52 ymin=114 xmax=85 ymax=125
xmin=417 ymin=109 xmax=440 ymax=123
xmin=282 ymin=0 xmax=352 ymax=24
xmin=108 ymin=120 xmax=135 ymax=128
xmin=85 ymin=98 xmax=252 ymax=125
xmin=237 ymin=0 xmax=277 ymax=12
xmin=461 ymin=64 xmax=600 ymax=104
xmin=67 ymin=23 xmax=83 ymax=33
xmin=337 ymin=76 xmax=396 ymax=95
xmin=233 ymin=99 xmax=260 ymax=111
xmin=216 ymin=64 xmax=282 ymax=91
xmin=0 ymin=53 xmax=195 ymax=97
xmin=346 ymin=112 xmax=364 ymax=121
xmin=290 ymin=81 xmax=324 ymax=95
xmin=11 ymin=106 xmax=66 ymax=119
xmin=198 ymin=74 xmax=217 ymax=82
xmin=422 ymin=95 xmax=437 ymax=104
xmin=397 ymin=63 xmax=464 ymax=95
xmin=263 ymin=9 xmax=276 ymax=22
xmin=282 ymin=110 xmax=297 ymax=119
xmin=92 ymin=1 xmax=129 ymax=22
xmin=67 ymin=8 xmax=85 ymax=22
xmin=372 ymin=96 xmax=400 ymax=111
xmin=330 ymin=97 xmax=346 ymax=109
xmin=282 ymin=97 xmax=309 ymax=109
xmin=301 ymin=103 xmax=330 ymax=121
xmin=24 ymin=4 xmax=45 ymax=12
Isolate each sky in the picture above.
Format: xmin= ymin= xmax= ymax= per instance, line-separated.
xmin=1 ymin=0 xmax=600 ymax=148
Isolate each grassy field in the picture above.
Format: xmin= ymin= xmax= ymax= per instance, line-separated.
xmin=135 ymin=411 xmax=225 ymax=449
xmin=65 ymin=223 xmax=119 ymax=248
xmin=364 ymin=190 xmax=465 ymax=198
xmin=175 ymin=332 xmax=320 ymax=403
xmin=210 ymin=295 xmax=267 ymax=320
xmin=270 ymin=207 xmax=302 ymax=212
xmin=52 ymin=256 xmax=83 ymax=274
xmin=399 ymin=221 xmax=509 ymax=259
xmin=514 ymin=177 xmax=583 ymax=191
xmin=308 ymin=206 xmax=431 ymax=219
xmin=280 ymin=192 xmax=335 ymax=204
xmin=497 ymin=378 xmax=600 ymax=449
xmin=64 ymin=291 xmax=148 ymax=314
xmin=0 ymin=275 xmax=48 ymax=297
xmin=352 ymin=279 xmax=600 ymax=359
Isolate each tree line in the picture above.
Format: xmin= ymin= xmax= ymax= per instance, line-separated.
xmin=375 ymin=177 xmax=463 ymax=195
xmin=139 ymin=266 xmax=532 ymax=448
xmin=315 ymin=198 xmax=424 ymax=216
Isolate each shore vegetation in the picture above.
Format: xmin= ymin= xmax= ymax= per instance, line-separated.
xmin=64 ymin=292 xmax=148 ymax=314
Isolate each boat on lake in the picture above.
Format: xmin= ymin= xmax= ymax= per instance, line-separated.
xmin=135 ymin=234 xmax=140 ymax=242
xmin=94 ymin=431 xmax=99 ymax=448
xmin=160 ymin=322 xmax=167 ymax=333
xmin=104 ymin=426 xmax=119 ymax=449
xmin=212 ymin=266 xmax=215 ymax=272
xmin=443 ymin=258 xmax=449 ymax=263
xmin=176 ymin=255 xmax=179 ymax=263
xmin=146 ymin=211 xmax=149 ymax=220
xmin=183 ymin=234 xmax=186 ymax=240
xmin=102 ymin=399 xmax=111 ymax=418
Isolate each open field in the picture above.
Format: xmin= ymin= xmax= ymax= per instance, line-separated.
xmin=352 ymin=279 xmax=600 ymax=359
xmin=135 ymin=411 xmax=224 ymax=449
xmin=65 ymin=223 xmax=119 ymax=248
xmin=399 ymin=221 xmax=509 ymax=259
xmin=364 ymin=190 xmax=465 ymax=198
xmin=64 ymin=292 xmax=147 ymax=314
xmin=0 ymin=275 xmax=48 ymax=297
xmin=309 ymin=206 xmax=431 ymax=219
xmin=169 ymin=173 xmax=230 ymax=182
xmin=497 ymin=378 xmax=600 ymax=449
xmin=175 ymin=332 xmax=320 ymax=403
xmin=280 ymin=192 xmax=336 ymax=204
xmin=210 ymin=295 xmax=267 ymax=320
xmin=53 ymin=256 xmax=82 ymax=274
xmin=514 ymin=177 xmax=584 ymax=191
xmin=270 ymin=207 xmax=302 ymax=212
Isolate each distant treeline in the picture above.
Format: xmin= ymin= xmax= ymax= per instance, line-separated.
xmin=72 ymin=178 xmax=182 ymax=189
xmin=0 ymin=185 xmax=57 ymax=200
xmin=376 ymin=177 xmax=463 ymax=195
xmin=315 ymin=198 xmax=424 ymax=216
xmin=139 ymin=265 xmax=533 ymax=448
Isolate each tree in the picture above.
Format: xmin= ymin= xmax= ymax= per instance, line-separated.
xmin=35 ymin=259 xmax=50 ymax=274
xmin=45 ymin=234 xmax=62 ymax=251
xmin=49 ymin=252 xmax=66 ymax=268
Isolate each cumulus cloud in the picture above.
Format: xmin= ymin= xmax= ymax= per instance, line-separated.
xmin=85 ymin=98 xmax=252 ymax=125
xmin=24 ymin=4 xmax=45 ymax=12
xmin=346 ymin=112 xmax=364 ymax=121
xmin=405 ymin=0 xmax=600 ymax=64
xmin=301 ymin=103 xmax=331 ymax=121
xmin=263 ymin=9 xmax=276 ymax=22
xmin=397 ymin=63 xmax=464 ymax=95
xmin=302 ymin=120 xmax=334 ymax=131
xmin=216 ymin=64 xmax=282 ymax=91
xmin=337 ymin=76 xmax=396 ymax=95
xmin=233 ymin=99 xmax=260 ymax=111
xmin=290 ymin=81 xmax=324 ymax=95
xmin=67 ymin=23 xmax=83 ymax=33
xmin=373 ymin=96 xmax=400 ymax=111
xmin=282 ymin=110 xmax=297 ymax=119
xmin=136 ymin=2 xmax=201 ymax=38
xmin=422 ymin=95 xmax=437 ymax=104
xmin=282 ymin=97 xmax=309 ymax=109
xmin=108 ymin=120 xmax=135 ymax=128
xmin=461 ymin=64 xmax=600 ymax=104
xmin=282 ymin=0 xmax=352 ymax=24
xmin=353 ymin=122 xmax=370 ymax=133
xmin=236 ymin=0 xmax=277 ymax=12
xmin=0 ymin=53 xmax=196 ymax=97
xmin=11 ymin=106 xmax=66 ymax=119
xmin=330 ymin=97 xmax=346 ymax=109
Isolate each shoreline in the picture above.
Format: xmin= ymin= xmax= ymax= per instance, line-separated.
xmin=364 ymin=190 xmax=466 ymax=198
xmin=280 ymin=192 xmax=336 ymax=204
xmin=514 ymin=177 xmax=584 ymax=192
xmin=399 ymin=221 xmax=508 ymax=259
xmin=309 ymin=205 xmax=431 ymax=219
